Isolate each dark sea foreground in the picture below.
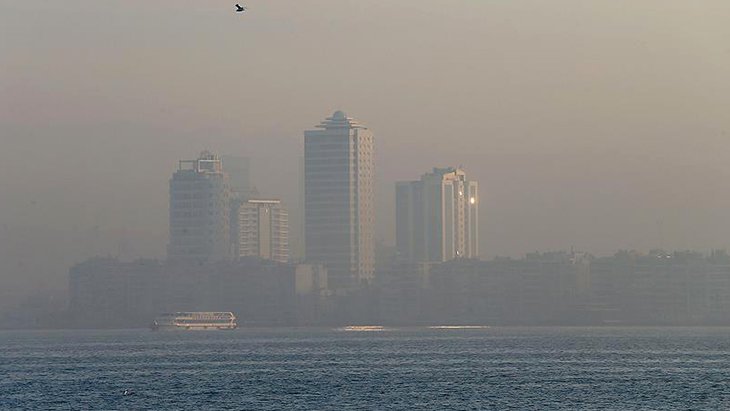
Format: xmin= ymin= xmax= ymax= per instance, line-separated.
xmin=2 ymin=327 xmax=730 ymax=410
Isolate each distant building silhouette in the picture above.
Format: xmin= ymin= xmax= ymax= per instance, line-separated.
xmin=69 ymin=258 xmax=166 ymax=328
xmin=168 ymin=151 xmax=232 ymax=262
xmin=221 ymin=155 xmax=255 ymax=200
xmin=425 ymin=252 xmax=590 ymax=325
xmin=396 ymin=167 xmax=478 ymax=263
xmin=68 ymin=258 xmax=306 ymax=328
xmin=64 ymin=249 xmax=730 ymax=328
xmin=304 ymin=111 xmax=375 ymax=289
xmin=232 ymin=199 xmax=289 ymax=263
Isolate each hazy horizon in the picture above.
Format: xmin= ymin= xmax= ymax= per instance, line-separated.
xmin=3 ymin=0 xmax=730 ymax=307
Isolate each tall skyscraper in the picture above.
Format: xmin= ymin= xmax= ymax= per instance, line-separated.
xmin=232 ymin=199 xmax=289 ymax=263
xmin=396 ymin=167 xmax=478 ymax=263
xmin=304 ymin=111 xmax=375 ymax=289
xmin=168 ymin=151 xmax=231 ymax=262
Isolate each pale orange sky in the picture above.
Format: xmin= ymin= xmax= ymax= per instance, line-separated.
xmin=2 ymin=0 xmax=730 ymax=305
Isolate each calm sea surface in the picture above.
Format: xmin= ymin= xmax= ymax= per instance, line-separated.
xmin=2 ymin=327 xmax=730 ymax=410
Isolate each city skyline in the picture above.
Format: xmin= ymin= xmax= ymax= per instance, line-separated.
xmin=4 ymin=0 xmax=730 ymax=312
xmin=6 ymin=2 xmax=730 ymax=409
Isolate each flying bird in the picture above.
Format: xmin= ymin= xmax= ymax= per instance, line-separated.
xmin=235 ymin=4 xmax=246 ymax=12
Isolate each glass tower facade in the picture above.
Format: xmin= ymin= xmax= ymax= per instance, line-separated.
xmin=304 ymin=111 xmax=375 ymax=289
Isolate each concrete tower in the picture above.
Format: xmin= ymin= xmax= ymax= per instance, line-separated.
xmin=304 ymin=111 xmax=375 ymax=289
xmin=168 ymin=151 xmax=231 ymax=263
xmin=232 ymin=199 xmax=289 ymax=263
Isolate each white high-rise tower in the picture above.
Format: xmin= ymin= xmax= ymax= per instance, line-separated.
xmin=232 ymin=199 xmax=289 ymax=263
xmin=304 ymin=111 xmax=375 ymax=289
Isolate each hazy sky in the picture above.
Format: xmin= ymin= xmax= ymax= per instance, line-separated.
xmin=2 ymin=1 xmax=730 ymax=306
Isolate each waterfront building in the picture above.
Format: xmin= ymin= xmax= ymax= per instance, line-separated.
xmin=168 ymin=151 xmax=231 ymax=262
xmin=232 ymin=199 xmax=289 ymax=263
xmin=68 ymin=258 xmax=166 ymax=328
xmin=68 ymin=258 xmax=300 ymax=328
xmin=304 ymin=111 xmax=375 ymax=288
xmin=426 ymin=252 xmax=588 ymax=325
xmin=396 ymin=167 xmax=478 ymax=263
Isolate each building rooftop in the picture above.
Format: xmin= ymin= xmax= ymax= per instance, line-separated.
xmin=314 ymin=110 xmax=367 ymax=130
xmin=246 ymin=199 xmax=282 ymax=205
xmin=177 ymin=151 xmax=224 ymax=174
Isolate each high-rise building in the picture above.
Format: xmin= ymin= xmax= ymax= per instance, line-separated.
xmin=168 ymin=151 xmax=231 ymax=262
xmin=232 ymin=199 xmax=289 ymax=263
xmin=396 ymin=167 xmax=478 ymax=263
xmin=304 ymin=111 xmax=375 ymax=289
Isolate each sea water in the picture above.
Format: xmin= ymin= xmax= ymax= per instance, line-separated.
xmin=2 ymin=327 xmax=730 ymax=410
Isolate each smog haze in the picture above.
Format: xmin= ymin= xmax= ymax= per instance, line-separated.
xmin=2 ymin=0 xmax=730 ymax=308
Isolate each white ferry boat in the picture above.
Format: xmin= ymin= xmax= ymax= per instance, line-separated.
xmin=151 ymin=312 xmax=237 ymax=331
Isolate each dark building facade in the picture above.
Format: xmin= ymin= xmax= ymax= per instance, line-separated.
xmin=69 ymin=258 xmax=298 ymax=328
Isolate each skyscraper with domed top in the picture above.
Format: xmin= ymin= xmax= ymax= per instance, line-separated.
xmin=304 ymin=111 xmax=375 ymax=289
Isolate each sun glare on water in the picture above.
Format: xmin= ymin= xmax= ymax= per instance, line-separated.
xmin=337 ymin=326 xmax=389 ymax=332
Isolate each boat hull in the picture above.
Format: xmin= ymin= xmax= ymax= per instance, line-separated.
xmin=151 ymin=312 xmax=238 ymax=331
